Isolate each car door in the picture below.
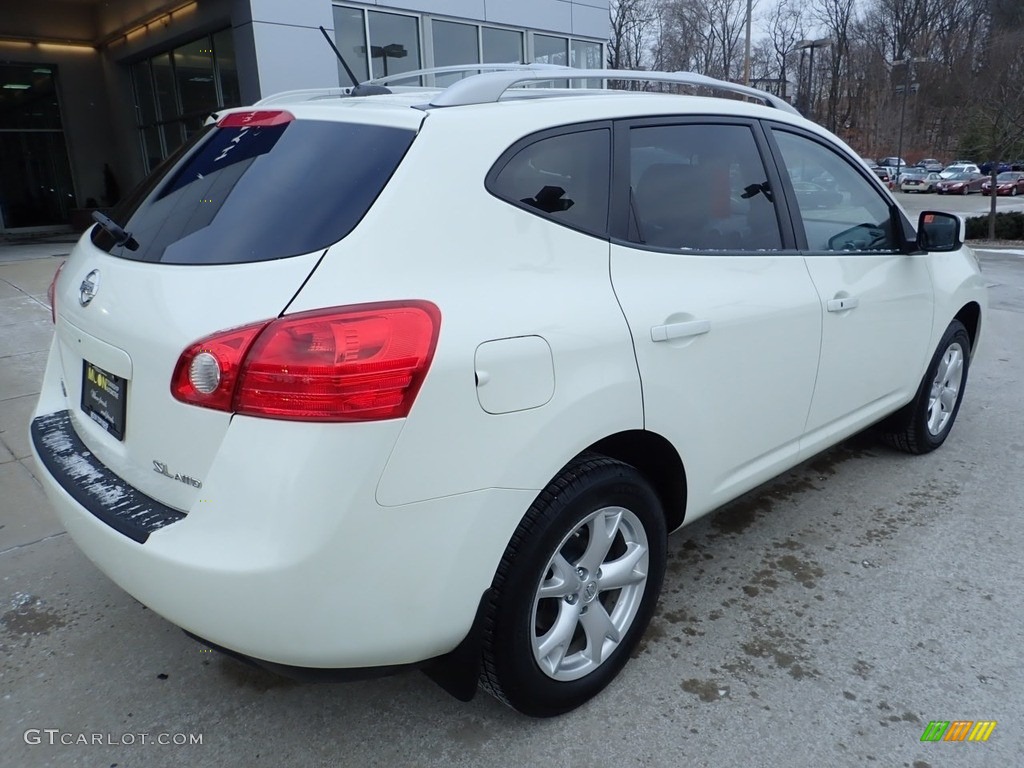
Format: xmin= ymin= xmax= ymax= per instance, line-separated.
xmin=609 ymin=118 xmax=823 ymax=520
xmin=767 ymin=126 xmax=934 ymax=457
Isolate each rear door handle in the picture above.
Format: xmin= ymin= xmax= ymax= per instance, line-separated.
xmin=826 ymin=296 xmax=859 ymax=312
xmin=650 ymin=319 xmax=711 ymax=342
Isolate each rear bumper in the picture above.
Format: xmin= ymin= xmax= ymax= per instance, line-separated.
xmin=31 ymin=411 xmax=183 ymax=543
xmin=29 ymin=401 xmax=534 ymax=670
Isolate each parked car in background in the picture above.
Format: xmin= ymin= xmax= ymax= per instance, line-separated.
xmin=901 ymin=171 xmax=943 ymax=193
xmin=981 ymin=171 xmax=1024 ymax=196
xmin=916 ymin=158 xmax=944 ymax=172
xmin=941 ymin=163 xmax=981 ymax=179
xmin=870 ymin=166 xmax=894 ymax=189
xmin=979 ymin=161 xmax=1012 ymax=175
xmin=792 ymin=180 xmax=844 ymax=208
xmin=935 ymin=173 xmax=986 ymax=195
xmin=878 ymin=156 xmax=907 ymax=169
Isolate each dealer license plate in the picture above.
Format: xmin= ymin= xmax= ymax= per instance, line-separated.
xmin=81 ymin=361 xmax=127 ymax=440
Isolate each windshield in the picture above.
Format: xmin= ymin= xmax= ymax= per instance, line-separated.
xmin=92 ymin=118 xmax=416 ymax=264
xmin=996 ymin=172 xmax=1019 ymax=181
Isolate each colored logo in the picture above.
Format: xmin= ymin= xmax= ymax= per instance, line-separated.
xmin=920 ymin=721 xmax=996 ymax=742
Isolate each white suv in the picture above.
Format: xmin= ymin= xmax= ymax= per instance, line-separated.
xmin=32 ymin=66 xmax=986 ymax=717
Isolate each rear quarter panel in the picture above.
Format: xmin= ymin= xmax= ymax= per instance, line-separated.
xmin=284 ymin=106 xmax=644 ymax=507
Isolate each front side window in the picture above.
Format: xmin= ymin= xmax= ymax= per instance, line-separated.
xmin=628 ymin=123 xmax=783 ymax=251
xmin=772 ymin=130 xmax=897 ymax=252
xmin=489 ymin=129 xmax=610 ymax=236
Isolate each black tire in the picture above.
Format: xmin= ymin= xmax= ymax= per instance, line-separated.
xmin=479 ymin=454 xmax=666 ymax=717
xmin=880 ymin=320 xmax=971 ymax=454
xmin=962 ymin=186 xmax=969 ymax=195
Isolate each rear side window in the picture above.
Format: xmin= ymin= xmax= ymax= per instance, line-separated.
xmin=628 ymin=123 xmax=783 ymax=251
xmin=488 ymin=128 xmax=611 ymax=236
xmin=92 ymin=117 xmax=415 ymax=264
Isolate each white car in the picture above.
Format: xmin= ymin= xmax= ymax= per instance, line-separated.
xmin=900 ymin=171 xmax=943 ymax=193
xmin=32 ymin=66 xmax=987 ymax=718
xmin=940 ymin=163 xmax=981 ymax=179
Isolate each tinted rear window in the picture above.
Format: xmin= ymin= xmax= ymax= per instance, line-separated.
xmin=92 ymin=118 xmax=416 ymax=264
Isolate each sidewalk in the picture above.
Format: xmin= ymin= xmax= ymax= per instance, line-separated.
xmin=0 ymin=248 xmax=64 ymax=553
xmin=0 ymin=234 xmax=77 ymax=264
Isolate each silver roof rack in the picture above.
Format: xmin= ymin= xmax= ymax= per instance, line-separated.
xmin=429 ymin=69 xmax=801 ymax=115
xmin=366 ymin=62 xmax=569 ymax=86
xmin=252 ymin=64 xmax=570 ymax=105
xmin=254 ymin=87 xmax=357 ymax=106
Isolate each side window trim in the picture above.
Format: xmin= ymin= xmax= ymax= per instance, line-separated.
xmin=762 ymin=123 xmax=916 ymax=254
xmin=485 ymin=120 xmax=613 ymax=239
xmin=608 ymin=115 xmax=800 ymax=253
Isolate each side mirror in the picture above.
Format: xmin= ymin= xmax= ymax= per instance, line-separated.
xmin=917 ymin=211 xmax=963 ymax=252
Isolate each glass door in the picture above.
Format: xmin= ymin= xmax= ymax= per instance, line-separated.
xmin=0 ymin=63 xmax=76 ymax=229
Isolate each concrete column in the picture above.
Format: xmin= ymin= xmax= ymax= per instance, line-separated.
xmin=232 ymin=0 xmax=339 ymax=100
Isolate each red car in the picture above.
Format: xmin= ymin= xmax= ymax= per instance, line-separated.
xmin=981 ymin=172 xmax=1024 ymax=196
xmin=936 ymin=173 xmax=985 ymax=195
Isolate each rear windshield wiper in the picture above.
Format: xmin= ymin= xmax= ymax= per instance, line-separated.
xmin=92 ymin=211 xmax=139 ymax=251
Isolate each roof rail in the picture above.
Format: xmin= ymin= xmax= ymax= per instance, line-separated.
xmin=428 ymin=69 xmax=801 ymax=115
xmin=254 ymin=87 xmax=356 ymax=106
xmin=252 ymin=64 xmax=572 ymax=106
xmin=366 ymin=62 xmax=569 ymax=86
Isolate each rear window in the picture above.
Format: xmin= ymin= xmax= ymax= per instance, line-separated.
xmin=92 ymin=117 xmax=416 ymax=264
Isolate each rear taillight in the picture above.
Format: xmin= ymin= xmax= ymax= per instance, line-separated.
xmin=47 ymin=261 xmax=65 ymax=324
xmin=171 ymin=301 xmax=440 ymax=422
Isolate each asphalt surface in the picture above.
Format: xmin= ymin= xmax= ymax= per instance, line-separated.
xmin=1 ymin=245 xmax=1022 ymax=767
xmin=894 ymin=188 xmax=1024 ymax=218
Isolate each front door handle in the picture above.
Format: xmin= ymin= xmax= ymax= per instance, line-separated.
xmin=650 ymin=319 xmax=711 ymax=342
xmin=826 ymin=296 xmax=859 ymax=312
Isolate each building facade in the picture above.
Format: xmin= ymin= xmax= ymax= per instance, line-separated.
xmin=0 ymin=0 xmax=609 ymax=232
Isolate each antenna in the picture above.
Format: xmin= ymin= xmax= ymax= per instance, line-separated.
xmin=319 ymin=26 xmax=359 ymax=87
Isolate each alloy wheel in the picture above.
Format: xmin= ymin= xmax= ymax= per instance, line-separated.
xmin=531 ymin=505 xmax=649 ymax=682
xmin=927 ymin=342 xmax=964 ymax=436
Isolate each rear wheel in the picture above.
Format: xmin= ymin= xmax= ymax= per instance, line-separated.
xmin=880 ymin=320 xmax=971 ymax=454
xmin=479 ymin=455 xmax=666 ymax=717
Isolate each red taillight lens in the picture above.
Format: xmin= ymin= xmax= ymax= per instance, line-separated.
xmin=171 ymin=322 xmax=270 ymax=411
xmin=171 ymin=302 xmax=440 ymax=422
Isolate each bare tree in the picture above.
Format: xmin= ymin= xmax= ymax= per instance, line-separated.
xmin=609 ymin=0 xmax=658 ymax=70
xmin=968 ymin=27 xmax=1024 ymax=237
xmin=811 ymin=0 xmax=857 ymax=132
xmin=761 ymin=0 xmax=806 ymax=101
xmin=657 ymin=0 xmax=748 ymax=79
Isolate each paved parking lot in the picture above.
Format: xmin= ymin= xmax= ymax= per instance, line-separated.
xmin=2 ymin=243 xmax=1022 ymax=767
xmin=895 ymin=188 xmax=1024 ymax=218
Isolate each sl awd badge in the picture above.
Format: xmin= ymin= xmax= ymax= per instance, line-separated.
xmin=79 ymin=269 xmax=100 ymax=307
xmin=153 ymin=460 xmax=203 ymax=489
